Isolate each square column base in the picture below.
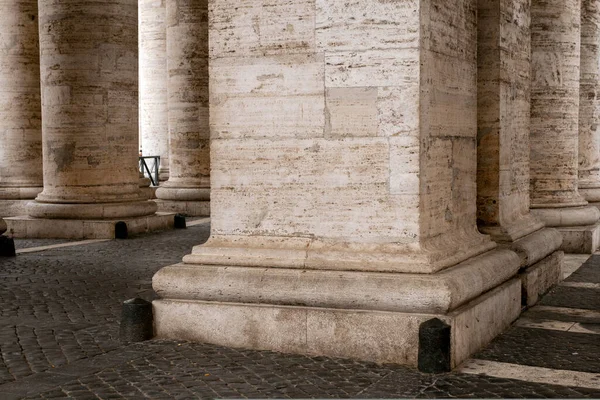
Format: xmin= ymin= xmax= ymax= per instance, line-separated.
xmin=557 ymin=222 xmax=600 ymax=253
xmin=153 ymin=279 xmax=520 ymax=368
xmin=155 ymin=200 xmax=210 ymax=217
xmin=519 ymin=250 xmax=563 ymax=307
xmin=4 ymin=212 xmax=175 ymax=239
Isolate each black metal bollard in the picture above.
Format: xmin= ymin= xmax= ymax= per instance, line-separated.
xmin=418 ymin=318 xmax=452 ymax=373
xmin=119 ymin=298 xmax=153 ymax=343
xmin=174 ymin=214 xmax=187 ymax=229
xmin=115 ymin=221 xmax=128 ymax=239
xmin=0 ymin=236 xmax=16 ymax=257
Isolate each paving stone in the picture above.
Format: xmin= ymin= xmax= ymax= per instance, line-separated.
xmin=566 ymin=258 xmax=600 ymax=284
xmin=474 ymin=327 xmax=600 ymax=373
xmin=539 ymin=286 xmax=600 ymax=310
xmin=2 ymin=222 xmax=600 ymax=398
xmin=521 ymin=308 xmax=600 ymax=325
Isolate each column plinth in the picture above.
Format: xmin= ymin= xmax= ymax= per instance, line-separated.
xmin=5 ymin=0 xmax=173 ymax=239
xmin=529 ymin=0 xmax=600 ymax=253
xmin=0 ymin=0 xmax=43 ymax=231
xmin=154 ymin=0 xmax=210 ymax=216
xmin=153 ymin=0 xmax=521 ymax=368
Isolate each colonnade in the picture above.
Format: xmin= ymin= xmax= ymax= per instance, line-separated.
xmin=1 ymin=0 xmax=599 ymax=368
xmin=0 ymin=0 xmax=170 ymax=238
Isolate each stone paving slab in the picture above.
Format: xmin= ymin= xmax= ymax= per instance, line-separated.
xmin=539 ymin=286 xmax=600 ymax=310
xmin=12 ymin=342 xmax=600 ymax=399
xmin=1 ymin=222 xmax=600 ymax=398
xmin=565 ymin=258 xmax=600 ymax=283
xmin=521 ymin=308 xmax=600 ymax=325
xmin=474 ymin=327 xmax=600 ymax=374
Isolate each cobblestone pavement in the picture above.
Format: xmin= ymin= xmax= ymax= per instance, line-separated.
xmin=0 ymin=224 xmax=599 ymax=399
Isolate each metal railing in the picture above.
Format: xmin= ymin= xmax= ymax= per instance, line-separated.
xmin=139 ymin=156 xmax=160 ymax=186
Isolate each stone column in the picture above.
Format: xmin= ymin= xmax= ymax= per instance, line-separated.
xmin=0 ymin=0 xmax=43 ymax=231
xmin=153 ymin=0 xmax=522 ymax=368
xmin=477 ymin=0 xmax=562 ymax=306
xmin=139 ymin=0 xmax=169 ymax=181
xmin=154 ymin=0 xmax=210 ymax=216
xmin=530 ymin=0 xmax=600 ymax=253
xmin=5 ymin=0 xmax=174 ymax=239
xmin=578 ymin=0 xmax=600 ymax=204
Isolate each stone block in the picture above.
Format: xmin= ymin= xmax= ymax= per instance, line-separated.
xmin=4 ymin=213 xmax=175 ymax=239
xmin=153 ymin=279 xmax=520 ymax=367
xmin=520 ymin=251 xmax=563 ymax=307
xmin=557 ymin=223 xmax=600 ymax=254
xmin=154 ymin=200 xmax=210 ymax=217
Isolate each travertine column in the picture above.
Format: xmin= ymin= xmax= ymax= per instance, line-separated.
xmin=153 ymin=0 xmax=522 ymax=368
xmin=578 ymin=0 xmax=600 ymax=203
xmin=477 ymin=0 xmax=562 ymax=306
xmin=530 ymin=0 xmax=600 ymax=253
xmin=154 ymin=0 xmax=210 ymax=216
xmin=139 ymin=0 xmax=169 ymax=181
xmin=28 ymin=0 xmax=157 ymax=220
xmin=0 ymin=0 xmax=43 ymax=230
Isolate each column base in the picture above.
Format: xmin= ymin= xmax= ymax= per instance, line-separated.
xmin=154 ymin=199 xmax=210 ymax=217
xmin=0 ymin=199 xmax=35 ymax=234
xmin=158 ymin=167 xmax=170 ymax=182
xmin=503 ymin=228 xmax=563 ymax=307
xmin=556 ymin=223 xmax=600 ymax=253
xmin=578 ymin=185 xmax=600 ymax=203
xmin=153 ymin=247 xmax=521 ymax=367
xmin=153 ymin=279 xmax=520 ymax=368
xmin=4 ymin=212 xmax=175 ymax=239
xmin=140 ymin=186 xmax=157 ymax=200
xmin=519 ymin=251 xmax=563 ymax=307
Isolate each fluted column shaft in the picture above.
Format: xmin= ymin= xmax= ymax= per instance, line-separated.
xmin=30 ymin=0 xmax=156 ymax=219
xmin=139 ymin=0 xmax=169 ymax=181
xmin=0 ymin=0 xmax=42 ymax=202
xmin=578 ymin=0 xmax=600 ymax=202
xmin=155 ymin=0 xmax=210 ymax=205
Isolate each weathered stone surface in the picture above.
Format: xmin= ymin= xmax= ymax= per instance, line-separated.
xmin=26 ymin=0 xmax=159 ymax=226
xmin=578 ymin=0 xmax=600 ymax=202
xmin=520 ymin=251 xmax=564 ymax=307
xmin=5 ymin=213 xmax=174 ymax=240
xmin=477 ymin=0 xmax=544 ymax=243
xmin=155 ymin=249 xmax=520 ymax=314
xmin=529 ymin=0 xmax=600 ymax=252
xmin=153 ymin=0 xmax=523 ymax=367
xmin=35 ymin=0 xmax=141 ymax=205
xmin=155 ymin=0 xmax=210 ymax=216
xmin=139 ymin=0 xmax=169 ymax=181
xmin=475 ymin=0 xmax=562 ymax=302
xmin=530 ymin=0 xmax=586 ymax=208
xmin=198 ymin=0 xmax=497 ymax=273
xmin=0 ymin=0 xmax=43 ymax=222
xmin=153 ymin=279 xmax=520 ymax=368
xmin=556 ymin=223 xmax=600 ymax=254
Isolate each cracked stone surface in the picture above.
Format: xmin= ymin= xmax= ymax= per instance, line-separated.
xmin=1 ymin=222 xmax=600 ymax=399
